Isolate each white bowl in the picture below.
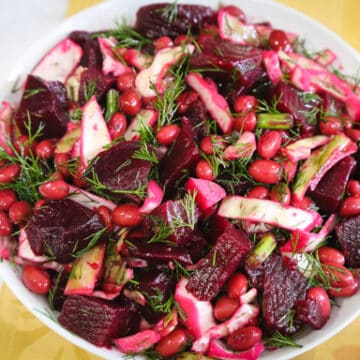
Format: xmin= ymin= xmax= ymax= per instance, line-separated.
xmin=0 ymin=1 xmax=359 ymax=359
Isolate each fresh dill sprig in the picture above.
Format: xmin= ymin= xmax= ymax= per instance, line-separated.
xmin=152 ymin=56 xmax=189 ymax=129
xmin=33 ymin=307 xmax=58 ymax=323
xmin=293 ymin=37 xmax=317 ymax=59
xmin=173 ymin=260 xmax=193 ymax=279
xmin=95 ymin=20 xmax=152 ymax=49
xmin=158 ymin=0 xmax=179 ymax=22
xmin=256 ymin=95 xmax=283 ymax=114
xmin=85 ymin=168 xmax=147 ymax=200
xmin=172 ymin=191 xmax=197 ymax=230
xmin=264 ymin=331 xmax=302 ymax=348
xmin=132 ymin=143 xmax=159 ymax=164
xmin=72 ymin=227 xmax=108 ymax=258
xmin=0 ymin=119 xmax=50 ymax=204
xmin=24 ymin=87 xmax=46 ymax=99
xmin=48 ymin=271 xmax=64 ymax=309
xmin=147 ymin=216 xmax=174 ymax=244
xmin=70 ymin=108 xmax=82 ymax=121
xmin=82 ymin=80 xmax=96 ymax=102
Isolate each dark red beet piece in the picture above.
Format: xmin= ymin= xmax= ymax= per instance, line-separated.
xmin=15 ymin=75 xmax=69 ymax=140
xmin=186 ymin=226 xmax=252 ymax=301
xmin=78 ymin=67 xmax=115 ymax=105
xmin=185 ymin=229 xmax=208 ymax=262
xmin=49 ymin=270 xmax=69 ymax=311
xmin=202 ymin=214 xmax=234 ymax=244
xmin=88 ymin=141 xmax=151 ymax=203
xmin=261 ymin=255 xmax=307 ymax=335
xmin=296 ymin=298 xmax=328 ymax=329
xmin=309 ymin=156 xmax=356 ymax=213
xmin=58 ymin=295 xmax=138 ymax=346
xmin=144 ymin=199 xmax=199 ymax=246
xmin=159 ymin=117 xmax=200 ymax=190
xmin=128 ymin=239 xmax=193 ymax=265
xmin=189 ymin=37 xmax=264 ymax=90
xmin=182 ymin=102 xmax=208 ymax=140
xmin=25 ymin=199 xmax=105 ymax=263
xmin=275 ymin=81 xmax=322 ymax=136
xmin=69 ymin=31 xmax=103 ymax=68
xmin=336 ymin=215 xmax=360 ymax=267
xmin=134 ymin=267 xmax=175 ymax=323
xmin=135 ymin=3 xmax=215 ymax=39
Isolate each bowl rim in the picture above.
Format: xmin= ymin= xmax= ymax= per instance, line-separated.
xmin=0 ymin=1 xmax=359 ymax=359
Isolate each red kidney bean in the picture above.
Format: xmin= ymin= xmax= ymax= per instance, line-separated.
xmin=318 ymin=247 xmax=345 ymax=268
xmin=233 ymin=95 xmax=257 ymax=114
xmin=116 ymin=72 xmax=136 ymax=91
xmin=329 ymin=278 xmax=359 ymax=297
xmin=247 ymin=186 xmax=269 ymax=199
xmin=222 ymin=5 xmax=246 ymax=21
xmin=22 ymin=265 xmax=50 ymax=295
xmin=200 ymin=135 xmax=225 ymax=155
xmin=155 ymin=328 xmax=188 ymax=358
xmin=35 ymin=140 xmax=54 ymax=159
xmin=0 ymin=211 xmax=12 ymax=236
xmin=257 ymin=130 xmax=282 ymax=159
xmin=0 ymin=164 xmax=21 ymax=183
xmin=14 ymin=135 xmax=36 ymax=156
xmin=108 ymin=112 xmax=127 ymax=140
xmin=54 ymin=152 xmax=71 ymax=178
xmin=306 ymin=287 xmax=331 ymax=318
xmin=291 ymin=195 xmax=315 ymax=211
xmin=97 ymin=205 xmax=113 ymax=231
xmin=270 ymin=182 xmax=291 ymax=205
xmin=319 ymin=116 xmax=342 ymax=135
xmin=227 ymin=326 xmax=262 ymax=351
xmin=174 ymin=34 xmax=188 ymax=45
xmin=234 ymin=112 xmax=257 ymax=132
xmin=213 ymin=296 xmax=239 ymax=321
xmin=345 ymin=127 xmax=360 ymax=142
xmin=39 ymin=180 xmax=69 ymax=200
xmin=227 ymin=272 xmax=248 ymax=299
xmin=323 ymin=266 xmax=355 ymax=288
xmin=248 ymin=159 xmax=282 ymax=184
xmin=34 ymin=199 xmax=46 ymax=211
xmin=269 ymin=30 xmax=291 ymax=52
xmin=8 ymin=200 xmax=31 ymax=224
xmin=0 ymin=189 xmax=17 ymax=210
xmin=195 ymin=160 xmax=215 ymax=181
xmin=347 ymin=180 xmax=360 ymax=197
xmin=118 ymin=88 xmax=142 ymax=116
xmin=154 ymin=36 xmax=174 ymax=52
xmin=111 ymin=204 xmax=142 ymax=227
xmin=157 ymin=124 xmax=181 ymax=145
xmin=339 ymin=196 xmax=360 ymax=217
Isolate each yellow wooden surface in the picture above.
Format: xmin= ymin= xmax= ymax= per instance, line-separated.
xmin=1 ymin=0 xmax=360 ymax=359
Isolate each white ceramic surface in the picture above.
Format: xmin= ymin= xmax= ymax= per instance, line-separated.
xmin=0 ymin=1 xmax=359 ymax=359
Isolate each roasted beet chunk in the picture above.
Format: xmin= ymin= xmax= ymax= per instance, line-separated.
xmin=25 ymin=199 xmax=105 ymax=262
xmin=78 ymin=67 xmax=115 ymax=105
xmin=88 ymin=141 xmax=151 ymax=203
xmin=135 ymin=3 xmax=215 ymax=39
xmin=275 ymin=81 xmax=322 ymax=136
xmin=261 ymin=255 xmax=307 ymax=335
xmin=336 ymin=215 xmax=360 ymax=267
xmin=58 ymin=295 xmax=137 ymax=346
xmin=144 ymin=198 xmax=199 ymax=246
xmin=15 ymin=75 xmax=69 ymax=139
xmin=133 ymin=267 xmax=175 ymax=323
xmin=159 ymin=117 xmax=200 ymax=190
xmin=128 ymin=239 xmax=193 ymax=265
xmin=296 ymin=298 xmax=328 ymax=329
xmin=190 ymin=38 xmax=264 ymax=91
xmin=309 ymin=156 xmax=356 ymax=213
xmin=69 ymin=31 xmax=103 ymax=68
xmin=186 ymin=226 xmax=252 ymax=301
